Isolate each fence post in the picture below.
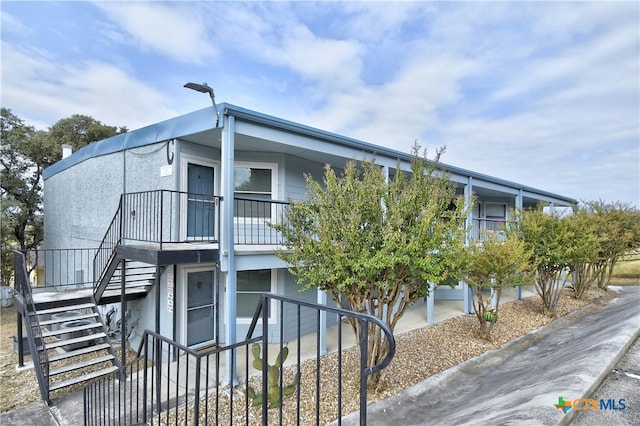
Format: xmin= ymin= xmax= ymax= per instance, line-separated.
xmin=359 ymin=320 xmax=369 ymax=426
xmin=262 ymin=295 xmax=269 ymax=425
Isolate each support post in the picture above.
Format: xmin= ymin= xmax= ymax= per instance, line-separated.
xmin=17 ymin=313 xmax=24 ymax=367
xmin=426 ymin=282 xmax=435 ymax=324
xmin=155 ymin=265 xmax=161 ymax=334
xmin=222 ymin=114 xmax=238 ymax=386
xmin=515 ymin=189 xmax=523 ymax=300
xmin=120 ymin=258 xmax=127 ymax=368
xmin=463 ymin=177 xmax=474 ymax=314
xmin=318 ymin=288 xmax=327 ymax=355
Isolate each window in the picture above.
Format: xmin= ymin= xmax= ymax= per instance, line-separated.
xmin=484 ymin=203 xmax=507 ymax=234
xmin=234 ymin=163 xmax=277 ymax=219
xmin=485 ymin=203 xmax=506 ymax=220
xmin=237 ymin=269 xmax=276 ymax=322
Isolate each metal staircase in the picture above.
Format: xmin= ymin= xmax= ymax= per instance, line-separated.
xmin=35 ymin=300 xmax=119 ymax=394
xmin=13 ymin=251 xmax=121 ymax=404
xmin=13 ymin=190 xmax=219 ymax=404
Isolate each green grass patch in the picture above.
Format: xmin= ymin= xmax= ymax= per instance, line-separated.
xmin=610 ymin=252 xmax=640 ymax=284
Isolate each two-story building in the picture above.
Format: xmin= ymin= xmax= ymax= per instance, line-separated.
xmin=41 ymin=101 xmax=576 ymax=356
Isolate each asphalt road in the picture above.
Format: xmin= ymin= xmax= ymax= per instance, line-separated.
xmin=569 ymin=336 xmax=640 ymax=426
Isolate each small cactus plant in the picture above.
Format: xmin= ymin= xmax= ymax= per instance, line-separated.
xmin=247 ymin=344 xmax=301 ymax=409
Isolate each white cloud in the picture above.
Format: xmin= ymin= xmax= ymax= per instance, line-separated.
xmin=1 ymin=1 xmax=637 ymax=206
xmin=1 ymin=41 xmax=176 ymax=130
xmin=94 ymin=2 xmax=216 ymax=64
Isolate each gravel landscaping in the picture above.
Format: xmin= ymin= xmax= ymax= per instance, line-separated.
xmin=185 ymin=287 xmax=611 ymax=425
xmin=0 ymin=287 xmax=612 ymax=424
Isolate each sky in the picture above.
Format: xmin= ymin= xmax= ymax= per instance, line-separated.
xmin=1 ymin=1 xmax=639 ymax=207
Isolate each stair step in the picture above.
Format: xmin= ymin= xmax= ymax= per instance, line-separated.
xmin=37 ymin=303 xmax=96 ymax=315
xmin=42 ymin=322 xmax=102 ymax=338
xmin=39 ymin=312 xmax=98 ymax=327
xmin=49 ymin=354 xmax=115 ymax=376
xmin=105 ymin=281 xmax=153 ymax=289
xmin=46 ymin=332 xmax=106 ymax=350
xmin=49 ymin=343 xmax=112 ymax=362
xmin=49 ymin=366 xmax=119 ymax=392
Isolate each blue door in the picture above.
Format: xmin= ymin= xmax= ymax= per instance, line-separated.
xmin=186 ymin=269 xmax=217 ymax=346
xmin=187 ymin=163 xmax=216 ymax=239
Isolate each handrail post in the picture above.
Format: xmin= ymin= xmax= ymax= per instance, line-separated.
xmin=194 ymin=357 xmax=201 ymax=426
xmin=16 ymin=313 xmax=24 ymax=367
xmin=261 ymin=295 xmax=269 ymax=425
xmin=142 ymin=335 xmax=149 ymax=425
xmin=359 ymin=320 xmax=369 ymax=426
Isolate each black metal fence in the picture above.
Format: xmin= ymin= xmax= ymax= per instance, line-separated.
xmin=84 ymin=293 xmax=395 ymax=426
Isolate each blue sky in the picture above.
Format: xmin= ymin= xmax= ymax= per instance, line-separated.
xmin=2 ymin=1 xmax=638 ymax=206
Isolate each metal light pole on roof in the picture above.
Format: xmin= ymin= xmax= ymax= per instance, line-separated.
xmin=184 ymin=82 xmax=220 ymax=127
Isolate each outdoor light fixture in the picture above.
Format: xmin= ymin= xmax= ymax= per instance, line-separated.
xmin=184 ymin=82 xmax=220 ymax=127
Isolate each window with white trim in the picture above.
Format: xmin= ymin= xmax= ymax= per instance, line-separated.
xmin=234 ymin=162 xmax=277 ymax=219
xmin=237 ymin=269 xmax=276 ymax=322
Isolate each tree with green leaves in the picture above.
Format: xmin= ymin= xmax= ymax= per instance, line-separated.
xmin=1 ymin=108 xmax=43 ymax=284
xmin=512 ymin=205 xmax=573 ymax=314
xmin=461 ymin=232 xmax=533 ymax=340
xmin=566 ymin=206 xmax=603 ymax=299
xmin=584 ymin=200 xmax=640 ymax=290
xmin=1 ymin=108 xmax=124 ymax=284
xmin=48 ymin=114 xmax=127 ymax=153
xmin=273 ymin=145 xmax=469 ymax=389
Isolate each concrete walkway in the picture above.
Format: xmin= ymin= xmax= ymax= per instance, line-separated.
xmin=340 ymin=286 xmax=640 ymax=426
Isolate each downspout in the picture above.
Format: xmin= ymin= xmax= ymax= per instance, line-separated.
xmin=221 ymin=112 xmax=238 ymax=386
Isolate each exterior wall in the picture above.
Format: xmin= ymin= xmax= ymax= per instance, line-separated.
xmin=44 ymin=150 xmax=123 ymax=250
xmin=282 ymin=154 xmax=326 ymax=201
xmin=44 ymin=140 xmax=176 ymax=251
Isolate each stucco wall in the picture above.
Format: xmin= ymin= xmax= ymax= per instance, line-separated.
xmin=44 ymin=140 xmax=178 ymax=251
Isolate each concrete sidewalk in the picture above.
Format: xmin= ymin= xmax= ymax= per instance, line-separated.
xmin=340 ymin=286 xmax=640 ymax=426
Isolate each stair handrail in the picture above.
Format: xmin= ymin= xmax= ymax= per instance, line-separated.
xmin=92 ymin=190 xmax=223 ymax=297
xmin=13 ymin=250 xmax=51 ymax=403
xmin=93 ymin=194 xmax=124 ymax=293
xmin=84 ymin=293 xmax=397 ymax=425
xmin=246 ymin=292 xmax=396 ymax=426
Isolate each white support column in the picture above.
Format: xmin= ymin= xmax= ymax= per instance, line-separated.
xmin=222 ymin=114 xmax=238 ymax=386
xmin=515 ymin=189 xmax=523 ymax=300
xmin=491 ymin=289 xmax=499 ymax=307
xmin=317 ymin=288 xmax=327 ymax=355
xmin=426 ymin=282 xmax=435 ymax=324
xmin=463 ymin=177 xmax=474 ymax=314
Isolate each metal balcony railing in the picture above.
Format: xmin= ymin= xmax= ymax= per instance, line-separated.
xmin=470 ymin=218 xmax=513 ymax=241
xmin=21 ymin=248 xmax=98 ymax=289
xmin=93 ymin=190 xmax=222 ymax=288
xmin=234 ymin=196 xmax=289 ymax=245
